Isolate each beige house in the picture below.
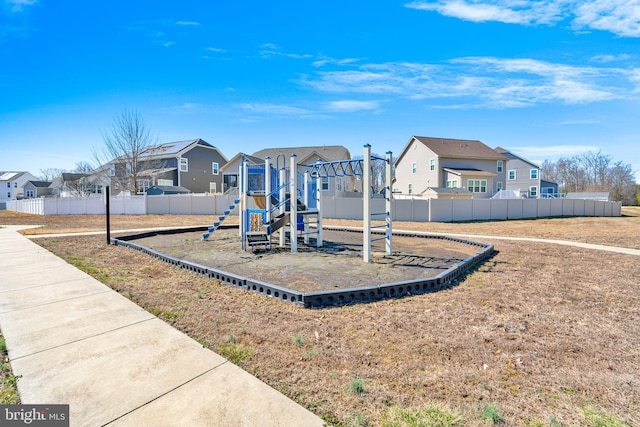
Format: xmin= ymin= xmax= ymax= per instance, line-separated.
xmin=394 ymin=136 xmax=508 ymax=199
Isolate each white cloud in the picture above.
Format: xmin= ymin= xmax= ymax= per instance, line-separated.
xmin=5 ymin=0 xmax=37 ymax=12
xmin=406 ymin=0 xmax=640 ymax=38
xmin=163 ymin=41 xmax=175 ymax=47
xmin=206 ymin=47 xmax=226 ymax=53
xmin=301 ymin=57 xmax=637 ymax=108
xmin=405 ymin=0 xmax=565 ymax=25
xmin=553 ymin=118 xmax=602 ymax=125
xmin=175 ymin=21 xmax=200 ymax=26
xmin=236 ymin=103 xmax=312 ymax=116
xmin=324 ymin=100 xmax=381 ymax=112
xmin=590 ymin=53 xmax=632 ymax=63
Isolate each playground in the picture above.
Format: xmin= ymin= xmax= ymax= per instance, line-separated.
xmin=131 ymin=226 xmax=486 ymax=294
xmin=113 ymin=145 xmax=493 ymax=306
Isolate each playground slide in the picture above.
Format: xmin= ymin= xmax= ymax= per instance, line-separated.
xmin=269 ymin=212 xmax=290 ymax=233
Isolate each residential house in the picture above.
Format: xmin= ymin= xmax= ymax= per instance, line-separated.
xmin=101 ymin=138 xmax=228 ymax=194
xmin=0 ymin=171 xmax=38 ymax=208
xmin=22 ymin=181 xmax=52 ymax=198
xmin=394 ymin=136 xmax=508 ymax=199
xmin=221 ymin=145 xmax=353 ymax=197
xmin=219 ymin=153 xmax=265 ymax=193
xmin=50 ymin=173 xmax=109 ymax=197
xmin=495 ymin=147 xmax=559 ymax=198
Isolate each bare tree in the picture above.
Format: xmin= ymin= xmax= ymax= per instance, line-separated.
xmin=74 ymin=161 xmax=95 ymax=174
xmin=542 ymin=151 xmax=637 ymax=204
xmin=93 ymin=109 xmax=158 ymax=194
xmin=39 ymin=168 xmax=65 ymax=182
xmin=351 ymin=153 xmax=390 ymax=193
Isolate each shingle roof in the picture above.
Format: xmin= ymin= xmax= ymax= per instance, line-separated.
xmin=252 ymin=145 xmax=351 ymax=164
xmin=413 ymin=136 xmax=507 ymax=161
xmin=28 ymin=181 xmax=52 ymax=188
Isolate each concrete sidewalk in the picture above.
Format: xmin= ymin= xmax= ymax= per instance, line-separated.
xmin=0 ymin=225 xmax=325 ymax=427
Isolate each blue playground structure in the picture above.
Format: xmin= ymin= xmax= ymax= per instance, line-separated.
xmin=205 ymin=144 xmax=394 ymax=263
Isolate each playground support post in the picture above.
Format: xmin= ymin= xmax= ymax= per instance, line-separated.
xmin=279 ymin=168 xmax=286 ymax=247
xmin=363 ymin=144 xmax=372 ymax=263
xmin=289 ymin=154 xmax=298 ymax=253
xmin=385 ymin=151 xmax=393 ymax=256
xmin=303 ymin=171 xmax=310 ymax=245
xmin=241 ymin=157 xmax=248 ymax=249
xmin=265 ymin=157 xmax=271 ymax=225
xmin=316 ymin=159 xmax=323 ymax=248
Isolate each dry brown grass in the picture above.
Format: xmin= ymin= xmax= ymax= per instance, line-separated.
xmin=2 ymin=209 xmax=639 ymax=426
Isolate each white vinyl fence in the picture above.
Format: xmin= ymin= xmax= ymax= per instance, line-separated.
xmin=7 ymin=194 xmax=622 ymax=221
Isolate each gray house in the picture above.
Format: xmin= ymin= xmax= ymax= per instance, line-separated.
xmin=495 ymin=147 xmax=559 ymax=198
xmin=0 ymin=171 xmax=38 ymax=208
xmin=102 ymin=138 xmax=228 ymax=194
xmin=394 ymin=136 xmax=508 ymax=199
xmin=23 ymin=181 xmax=52 ymax=198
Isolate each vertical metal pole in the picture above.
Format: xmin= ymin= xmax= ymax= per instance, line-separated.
xmin=303 ymin=171 xmax=310 ymax=245
xmin=105 ymin=185 xmax=111 ymax=245
xmin=385 ymin=151 xmax=393 ymax=256
xmin=265 ymin=157 xmax=271 ymax=225
xmin=290 ymin=154 xmax=298 ymax=253
xmin=279 ymin=168 xmax=286 ymax=247
xmin=316 ymin=160 xmax=323 ymax=248
xmin=241 ymin=158 xmax=248 ymax=249
xmin=363 ymin=144 xmax=372 ymax=263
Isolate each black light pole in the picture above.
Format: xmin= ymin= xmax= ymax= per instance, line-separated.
xmin=105 ymin=185 xmax=111 ymax=245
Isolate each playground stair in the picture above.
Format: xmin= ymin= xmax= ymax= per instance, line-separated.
xmin=202 ymin=199 xmax=240 ymax=240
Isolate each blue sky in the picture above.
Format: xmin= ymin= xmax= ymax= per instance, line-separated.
xmin=1 ymin=0 xmax=639 ymax=181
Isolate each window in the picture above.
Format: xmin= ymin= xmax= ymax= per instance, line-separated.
xmin=508 ymin=170 xmax=516 ymax=180
xmin=408 ymin=183 xmax=412 ymax=194
xmin=158 ymin=179 xmax=173 ymax=186
xmin=411 ymin=162 xmax=417 ymax=174
xmin=497 ymin=181 xmax=503 ymax=190
xmin=467 ymin=179 xmax=487 ymax=193
xmin=530 ymin=169 xmax=538 ymax=179
xmin=136 ymin=179 xmax=150 ymax=193
xmin=446 ymin=180 xmax=458 ymax=188
xmin=110 ymin=164 xmax=116 ymax=176
xmin=13 ymin=182 xmax=17 ymax=188
xmin=6 ymin=182 xmax=9 ymax=188
xmin=126 ymin=163 xmax=132 ymax=174
xmin=7 ymin=192 xmax=10 ymax=198
xmin=179 ymin=157 xmax=188 ymax=172
xmin=530 ymin=186 xmax=538 ymax=197
xmin=209 ymin=182 xmax=217 ymax=193
xmin=321 ymin=177 xmax=329 ymax=191
xmin=25 ymin=190 xmax=35 ymax=198
xmin=212 ymin=162 xmax=219 ymax=175
xmin=429 ymin=159 xmax=435 ymax=171
xmin=336 ymin=177 xmax=343 ymax=192
xmin=497 ymin=161 xmax=503 ymax=173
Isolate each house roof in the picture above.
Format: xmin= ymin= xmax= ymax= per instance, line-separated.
xmin=27 ymin=181 xmax=52 ymax=188
xmin=0 ymin=172 xmax=22 ymax=181
xmin=396 ymin=136 xmax=507 ymax=165
xmin=443 ymin=168 xmax=497 ymax=177
xmin=146 ymin=185 xmax=191 ymax=194
xmin=251 ymin=145 xmax=351 ymax=165
xmin=62 ymin=173 xmax=89 ymax=182
xmin=130 ymin=138 xmax=227 ymax=163
xmin=220 ymin=153 xmax=265 ymax=172
xmin=495 ymin=146 xmax=540 ymax=168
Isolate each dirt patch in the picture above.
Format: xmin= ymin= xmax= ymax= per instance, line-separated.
xmin=130 ymin=228 xmax=484 ymax=293
xmin=2 ymin=210 xmax=640 ymax=425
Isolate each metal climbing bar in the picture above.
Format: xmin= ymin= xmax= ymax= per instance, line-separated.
xmin=300 ymin=159 xmax=364 ymax=178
